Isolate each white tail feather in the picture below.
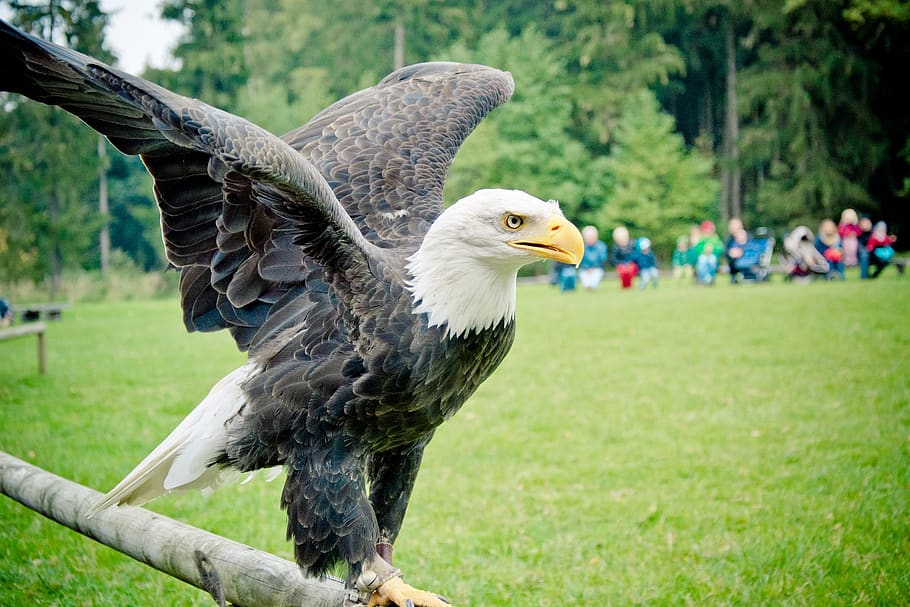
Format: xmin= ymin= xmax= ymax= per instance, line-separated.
xmin=87 ymin=364 xmax=257 ymax=517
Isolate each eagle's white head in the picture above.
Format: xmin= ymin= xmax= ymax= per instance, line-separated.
xmin=406 ymin=188 xmax=584 ymax=338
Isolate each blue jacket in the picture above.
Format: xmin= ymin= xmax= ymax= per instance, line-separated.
xmin=610 ymin=243 xmax=637 ymax=266
xmin=636 ymin=249 xmax=657 ymax=271
xmin=580 ymin=240 xmax=608 ymax=270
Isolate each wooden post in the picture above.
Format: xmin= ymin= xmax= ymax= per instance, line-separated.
xmin=0 ymin=450 xmax=347 ymax=607
xmin=98 ymin=135 xmax=111 ymax=275
xmin=37 ymin=329 xmax=46 ymax=374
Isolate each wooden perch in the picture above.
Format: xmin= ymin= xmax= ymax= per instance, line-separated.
xmin=0 ymin=450 xmax=347 ymax=607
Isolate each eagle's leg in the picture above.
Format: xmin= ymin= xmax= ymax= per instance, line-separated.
xmin=360 ymin=437 xmax=451 ymax=606
xmin=376 ymin=540 xmax=394 ymax=564
xmin=367 ymin=435 xmax=434 ymax=566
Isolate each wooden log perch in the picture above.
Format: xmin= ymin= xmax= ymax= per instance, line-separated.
xmin=0 ymin=450 xmax=347 ymax=607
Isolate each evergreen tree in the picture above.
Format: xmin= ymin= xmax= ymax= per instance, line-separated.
xmin=593 ymin=89 xmax=719 ymax=256
xmin=0 ymin=0 xmax=110 ymax=290
xmin=439 ymin=27 xmax=592 ymax=221
xmin=156 ymin=0 xmax=249 ymax=108
xmin=737 ymin=0 xmax=883 ymax=227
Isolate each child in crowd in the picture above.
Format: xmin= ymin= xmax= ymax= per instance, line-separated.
xmin=672 ymin=235 xmax=692 ymax=280
xmin=867 ymin=221 xmax=897 ymax=278
xmin=815 ymin=218 xmax=844 ymax=280
xmin=858 ymin=215 xmax=874 ymax=278
xmin=696 ymin=242 xmax=719 ymax=285
xmin=838 ymin=208 xmax=861 ymax=267
xmin=636 ymin=238 xmax=658 ymax=289
xmin=725 ymin=218 xmax=745 ymax=284
xmin=0 ymin=297 xmax=11 ymax=328
xmin=727 ymin=228 xmax=752 ymax=283
xmin=578 ymin=225 xmax=608 ymax=290
xmin=554 ymin=262 xmax=576 ymax=292
xmin=610 ymin=226 xmax=638 ymax=289
xmin=693 ymin=221 xmax=723 ymax=284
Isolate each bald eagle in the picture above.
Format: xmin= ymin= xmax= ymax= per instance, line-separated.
xmin=0 ymin=20 xmax=583 ymax=607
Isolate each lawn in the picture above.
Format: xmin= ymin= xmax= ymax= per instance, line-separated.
xmin=1 ymin=272 xmax=909 ymax=606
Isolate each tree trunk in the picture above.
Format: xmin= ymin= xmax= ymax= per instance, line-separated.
xmin=98 ymin=136 xmax=110 ymax=274
xmin=394 ymin=10 xmax=405 ymax=70
xmin=721 ymin=13 xmax=742 ymax=223
xmin=48 ymin=188 xmax=61 ymax=300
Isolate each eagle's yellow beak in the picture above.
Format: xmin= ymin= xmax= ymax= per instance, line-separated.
xmin=508 ymin=215 xmax=585 ymax=267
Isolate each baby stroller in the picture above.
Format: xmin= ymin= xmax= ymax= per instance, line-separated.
xmin=733 ymin=227 xmax=775 ymax=282
xmin=783 ymin=225 xmax=829 ymax=280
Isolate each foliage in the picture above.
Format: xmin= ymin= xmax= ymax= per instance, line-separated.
xmin=1 ymin=0 xmax=909 ymax=291
xmin=442 ymin=27 xmax=591 ymax=220
xmin=737 ymin=0 xmax=885 ymax=227
xmin=592 ymin=89 xmax=719 ymax=256
xmin=156 ymin=0 xmax=249 ymax=109
xmin=0 ymin=1 xmax=110 ymax=289
xmin=2 ymin=277 xmax=909 ymax=604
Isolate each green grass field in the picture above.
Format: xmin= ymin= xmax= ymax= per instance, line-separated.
xmin=2 ymin=272 xmax=909 ymax=606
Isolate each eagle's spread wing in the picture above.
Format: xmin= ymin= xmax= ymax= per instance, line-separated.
xmin=0 ymin=21 xmax=385 ymax=350
xmin=2 ymin=20 xmax=513 ymax=353
xmin=283 ymin=62 xmax=514 ymax=246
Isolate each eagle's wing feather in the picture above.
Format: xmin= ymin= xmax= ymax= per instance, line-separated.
xmin=283 ymin=62 xmax=515 ymax=246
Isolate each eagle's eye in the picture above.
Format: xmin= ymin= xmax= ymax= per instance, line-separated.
xmin=503 ymin=214 xmax=524 ymax=230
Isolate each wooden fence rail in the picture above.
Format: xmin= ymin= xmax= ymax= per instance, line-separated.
xmin=0 ymin=450 xmax=347 ymax=607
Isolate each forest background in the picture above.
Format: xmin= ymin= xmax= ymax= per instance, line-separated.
xmin=1 ymin=0 xmax=908 ymax=294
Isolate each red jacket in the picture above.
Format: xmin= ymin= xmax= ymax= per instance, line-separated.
xmin=866 ymin=233 xmax=896 ymax=251
xmin=838 ymin=223 xmax=861 ymax=238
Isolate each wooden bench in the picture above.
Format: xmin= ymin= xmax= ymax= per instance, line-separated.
xmin=0 ymin=322 xmax=47 ymax=374
xmin=11 ymin=302 xmax=70 ymax=323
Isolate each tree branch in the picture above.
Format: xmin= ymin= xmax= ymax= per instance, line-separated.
xmin=0 ymin=450 xmax=347 ymax=607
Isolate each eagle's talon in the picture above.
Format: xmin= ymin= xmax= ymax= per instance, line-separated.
xmin=366 ymin=576 xmax=453 ymax=607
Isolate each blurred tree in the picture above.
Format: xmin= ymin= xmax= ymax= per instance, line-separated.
xmin=4 ymin=0 xmax=910 ymax=291
xmin=230 ymin=0 xmax=334 ymax=134
xmin=155 ymin=0 xmax=248 ymax=109
xmin=557 ymin=1 xmax=686 ymax=155
xmin=441 ymin=27 xmax=592 ymax=222
xmin=0 ymin=0 xmax=110 ymax=293
xmin=106 ymin=155 xmax=165 ymax=271
xmin=592 ymin=89 xmax=719 ymax=257
xmin=738 ymin=0 xmax=885 ymax=228
xmin=647 ymin=2 xmax=748 ymax=223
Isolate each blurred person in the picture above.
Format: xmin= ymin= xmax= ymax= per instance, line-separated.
xmin=867 ymin=221 xmax=897 ymax=279
xmin=610 ymin=226 xmax=638 ymax=289
xmin=815 ymin=218 xmax=844 ymax=280
xmin=857 ymin=215 xmax=874 ymax=279
xmin=725 ymin=218 xmax=744 ymax=283
xmin=0 ymin=297 xmax=11 ymax=328
xmin=578 ymin=225 xmax=608 ymax=290
xmin=636 ymin=237 xmax=659 ymax=289
xmin=554 ymin=261 xmax=577 ymax=292
xmin=696 ymin=241 xmax=719 ymax=285
xmin=726 ymin=227 xmax=751 ymax=284
xmin=838 ymin=208 xmax=861 ymax=267
xmin=693 ymin=220 xmax=723 ymax=284
xmin=725 ymin=218 xmax=747 ymax=284
xmin=672 ymin=235 xmax=693 ymax=280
